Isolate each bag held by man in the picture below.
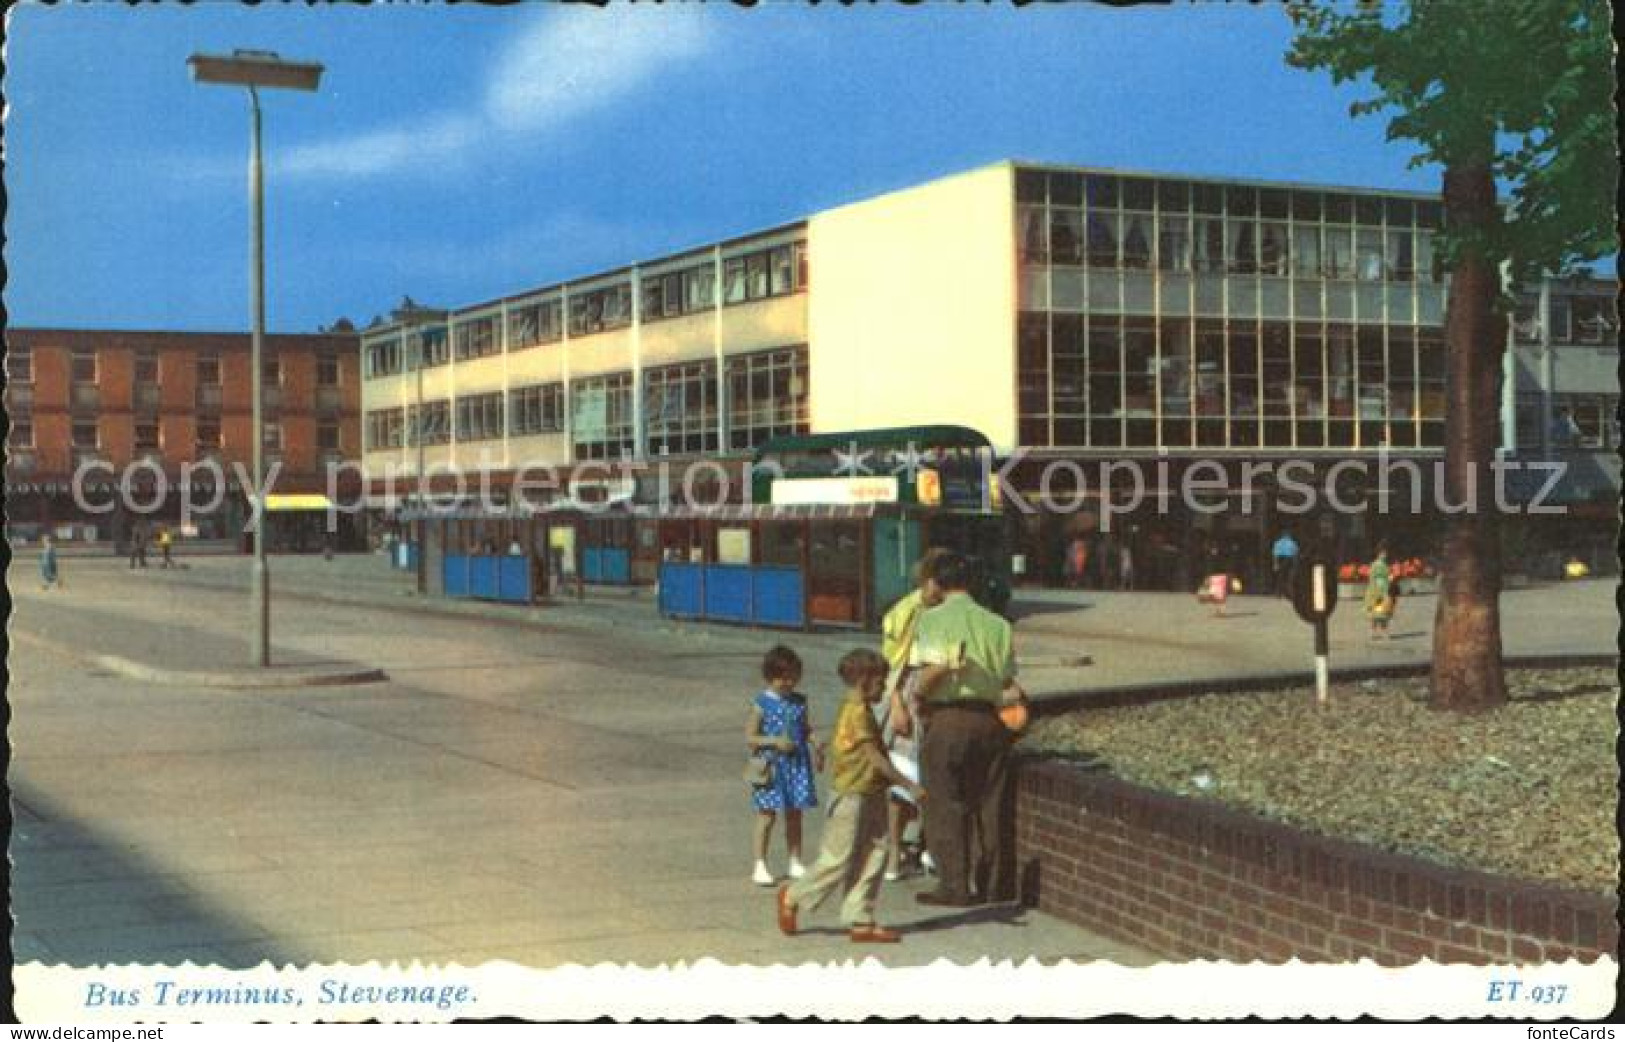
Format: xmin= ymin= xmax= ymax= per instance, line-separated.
xmin=999 ymin=681 xmax=1031 ymax=734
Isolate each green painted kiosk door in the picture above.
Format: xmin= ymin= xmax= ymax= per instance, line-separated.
xmin=871 ymin=517 xmax=922 ymax=624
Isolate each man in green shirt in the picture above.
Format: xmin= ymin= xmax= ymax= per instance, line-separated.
xmin=911 ymin=551 xmax=1020 ymax=907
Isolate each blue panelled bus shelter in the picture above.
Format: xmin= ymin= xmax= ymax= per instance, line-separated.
xmin=655 ymin=503 xmax=887 ymax=630
xmin=402 ymin=504 xmax=551 ymax=605
xmin=401 ymin=500 xmax=647 ymax=606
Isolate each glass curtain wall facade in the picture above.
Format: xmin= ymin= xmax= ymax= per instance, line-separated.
xmin=1015 ymin=166 xmax=1448 ymax=453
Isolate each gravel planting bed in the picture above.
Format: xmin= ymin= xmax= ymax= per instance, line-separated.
xmin=1021 ymin=666 xmax=1619 ymax=893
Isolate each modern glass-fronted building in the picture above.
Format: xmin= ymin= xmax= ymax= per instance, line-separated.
xmin=359 ymin=160 xmax=1617 ymax=589
xmin=1009 ymin=164 xmax=1447 ymax=453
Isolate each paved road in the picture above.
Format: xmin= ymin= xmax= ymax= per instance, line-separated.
xmin=9 ymin=558 xmax=1156 ymax=969
xmin=31 ymin=550 xmax=1617 ymax=696
xmin=10 ymin=555 xmax=1611 ymax=970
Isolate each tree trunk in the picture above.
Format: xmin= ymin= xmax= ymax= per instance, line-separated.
xmin=1429 ymin=160 xmax=1508 ymax=712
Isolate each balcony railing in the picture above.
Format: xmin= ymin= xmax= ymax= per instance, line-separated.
xmin=71 ymin=384 xmax=100 ymax=409
xmin=4 ymin=384 xmax=33 ymax=410
xmin=197 ymin=385 xmax=222 ymax=408
xmin=135 ymin=384 xmax=162 ymax=410
xmin=315 ymin=386 xmax=343 ymax=415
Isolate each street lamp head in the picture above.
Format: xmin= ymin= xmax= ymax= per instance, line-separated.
xmin=188 ymin=50 xmax=323 ymax=92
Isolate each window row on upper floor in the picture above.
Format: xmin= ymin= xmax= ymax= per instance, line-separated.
xmin=1512 ymin=293 xmax=1619 ymax=346
xmin=363 ymin=347 xmax=809 ymax=461
xmin=1016 ymin=312 xmax=1448 ymax=450
xmin=1020 ymin=207 xmax=1441 ymax=283
xmin=1514 ymin=393 xmax=1621 ymax=452
xmin=365 ymin=329 xmax=450 ymax=378
xmin=6 ymin=346 xmax=341 ymax=387
xmin=1015 ymin=169 xmax=1444 ymax=228
xmin=27 ymin=416 xmax=341 ymax=454
xmin=363 ymin=241 xmax=809 ymax=378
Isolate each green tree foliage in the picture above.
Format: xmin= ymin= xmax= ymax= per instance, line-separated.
xmin=1288 ymin=0 xmax=1616 ymax=712
xmin=1289 ymin=0 xmax=1616 ymax=285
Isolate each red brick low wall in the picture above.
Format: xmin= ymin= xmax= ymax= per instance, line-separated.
xmin=1016 ymin=760 xmax=1617 ymax=964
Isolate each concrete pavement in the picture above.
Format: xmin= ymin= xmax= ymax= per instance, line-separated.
xmin=7 ymin=554 xmax=1612 ymax=970
xmin=54 ymin=549 xmax=1619 ymax=697
xmin=8 ymin=559 xmax=1154 ymax=969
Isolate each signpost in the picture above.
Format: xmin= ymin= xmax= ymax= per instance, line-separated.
xmin=1291 ymin=555 xmax=1338 ymax=706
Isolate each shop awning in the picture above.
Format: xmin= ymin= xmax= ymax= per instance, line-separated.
xmin=654 ymin=503 xmax=882 ymax=522
xmin=398 ymin=503 xmax=547 ymax=522
xmin=392 ymin=502 xmax=888 ymax=523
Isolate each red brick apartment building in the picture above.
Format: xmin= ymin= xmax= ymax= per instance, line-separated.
xmin=4 ymin=327 xmax=362 ymax=551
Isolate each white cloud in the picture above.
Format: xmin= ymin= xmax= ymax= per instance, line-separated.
xmin=279 ymin=112 xmax=479 ymax=180
xmin=276 ymin=6 xmax=713 ymax=181
xmin=485 ymin=5 xmax=710 ymax=132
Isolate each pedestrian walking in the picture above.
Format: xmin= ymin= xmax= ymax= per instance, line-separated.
xmin=747 ymin=645 xmax=824 ymax=887
xmin=1365 ymin=544 xmax=1396 ymax=640
xmin=1117 ymin=540 xmax=1135 ymax=591
xmin=776 ymin=649 xmax=925 ymax=945
xmin=1065 ymin=536 xmax=1089 ymax=589
xmin=1198 ymin=545 xmax=1231 ymax=618
xmin=1098 ymin=532 xmax=1120 ymax=590
xmin=128 ymin=523 xmax=149 ymax=569
xmin=39 ymin=535 xmax=62 ymax=591
xmin=911 ymin=551 xmax=1021 ymax=907
xmin=157 ymin=526 xmax=175 ymax=568
xmin=1271 ymin=530 xmax=1299 ymax=598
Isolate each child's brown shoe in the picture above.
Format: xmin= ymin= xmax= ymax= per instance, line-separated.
xmin=849 ymin=925 xmax=902 ymax=943
xmin=776 ymin=884 xmax=798 ymax=936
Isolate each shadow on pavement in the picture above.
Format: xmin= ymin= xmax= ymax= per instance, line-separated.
xmin=894 ymin=902 xmax=1030 ymax=934
xmin=784 ymin=903 xmax=1028 ymax=940
xmin=9 ymin=777 xmax=309 ymax=969
xmin=1006 ymin=599 xmax=1094 ymax=621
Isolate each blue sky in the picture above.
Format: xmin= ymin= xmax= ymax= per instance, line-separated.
xmin=4 ymin=2 xmax=1440 ymax=334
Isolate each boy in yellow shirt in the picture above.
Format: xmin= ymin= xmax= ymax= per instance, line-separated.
xmin=777 ymin=649 xmax=925 ymax=943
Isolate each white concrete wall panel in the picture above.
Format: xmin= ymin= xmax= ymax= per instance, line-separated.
xmin=496 ymin=349 xmax=567 ymax=388
xmin=567 ymin=328 xmax=635 ymax=380
xmin=640 ymin=312 xmax=718 ymax=369
xmin=808 ymin=163 xmax=1017 ymax=453
xmin=717 ymin=297 xmax=809 ymax=359
xmin=1552 ymin=347 xmax=1617 ymax=394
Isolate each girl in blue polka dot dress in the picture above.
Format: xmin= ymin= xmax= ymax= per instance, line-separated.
xmin=747 ymin=645 xmax=825 ymax=886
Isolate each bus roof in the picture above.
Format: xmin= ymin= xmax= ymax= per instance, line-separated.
xmin=751 ymin=425 xmax=993 ymax=462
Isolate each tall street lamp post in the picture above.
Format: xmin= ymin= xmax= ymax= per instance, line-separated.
xmin=189 ymin=50 xmax=324 ymax=668
xmin=391 ymin=301 xmax=447 ymax=595
xmin=391 ymin=301 xmax=448 ymax=505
